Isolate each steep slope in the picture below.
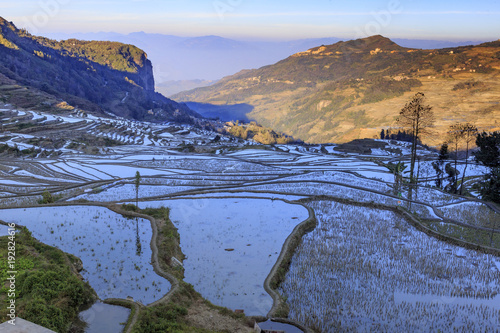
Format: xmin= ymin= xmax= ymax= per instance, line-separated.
xmin=175 ymin=35 xmax=500 ymax=145
xmin=0 ymin=17 xmax=196 ymax=122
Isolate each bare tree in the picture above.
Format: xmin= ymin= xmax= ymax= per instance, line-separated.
xmin=447 ymin=122 xmax=478 ymax=195
xmin=447 ymin=123 xmax=462 ymax=193
xmin=459 ymin=123 xmax=478 ymax=194
xmin=397 ymin=92 xmax=434 ymax=199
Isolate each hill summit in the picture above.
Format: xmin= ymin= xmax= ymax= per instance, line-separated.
xmin=300 ymin=35 xmax=407 ymax=55
xmin=0 ymin=17 xmax=196 ymax=122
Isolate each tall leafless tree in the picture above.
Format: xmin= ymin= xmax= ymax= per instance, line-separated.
xmin=397 ymin=92 xmax=434 ymax=199
xmin=459 ymin=123 xmax=478 ymax=194
xmin=447 ymin=123 xmax=463 ymax=193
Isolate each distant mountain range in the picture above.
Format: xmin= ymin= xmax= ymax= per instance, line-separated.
xmin=0 ymin=17 xmax=196 ymax=122
xmin=174 ymin=35 xmax=500 ymax=145
xmin=43 ymin=31 xmax=486 ymax=96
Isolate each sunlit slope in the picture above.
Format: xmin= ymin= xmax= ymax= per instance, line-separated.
xmin=175 ymin=36 xmax=500 ymax=144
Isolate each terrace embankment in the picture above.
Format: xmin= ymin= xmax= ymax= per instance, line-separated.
xmin=263 ymin=201 xmax=317 ymax=332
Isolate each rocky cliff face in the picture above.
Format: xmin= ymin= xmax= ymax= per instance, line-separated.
xmin=0 ymin=17 xmax=197 ymax=122
xmin=140 ymin=56 xmax=156 ymax=94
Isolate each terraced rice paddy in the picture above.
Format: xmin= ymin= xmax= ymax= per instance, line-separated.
xmin=1 ymin=107 xmax=498 ymax=331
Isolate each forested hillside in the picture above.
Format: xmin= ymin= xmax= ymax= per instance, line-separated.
xmin=0 ymin=17 xmax=197 ymax=122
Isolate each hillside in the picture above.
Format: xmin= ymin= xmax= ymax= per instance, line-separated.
xmin=174 ymin=35 xmax=500 ymax=145
xmin=0 ymin=17 xmax=196 ymax=122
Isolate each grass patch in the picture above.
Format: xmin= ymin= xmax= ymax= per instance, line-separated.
xmin=121 ymin=204 xmax=185 ymax=279
xmin=37 ymin=190 xmax=62 ymax=204
xmin=0 ymin=227 xmax=96 ymax=332
xmin=131 ymin=301 xmax=213 ymax=333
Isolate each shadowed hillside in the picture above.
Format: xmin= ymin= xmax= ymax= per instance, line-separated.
xmin=0 ymin=17 xmax=197 ymax=122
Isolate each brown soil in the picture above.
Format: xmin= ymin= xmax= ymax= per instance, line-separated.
xmin=185 ymin=300 xmax=253 ymax=333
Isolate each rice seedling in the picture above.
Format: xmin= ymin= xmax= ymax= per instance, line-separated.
xmin=279 ymin=200 xmax=500 ymax=332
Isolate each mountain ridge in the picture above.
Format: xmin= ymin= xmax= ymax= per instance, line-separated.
xmin=0 ymin=17 xmax=197 ymax=122
xmin=42 ymin=30 xmax=486 ymax=81
xmin=174 ymin=35 xmax=500 ymax=145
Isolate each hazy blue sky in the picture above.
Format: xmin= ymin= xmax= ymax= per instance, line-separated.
xmin=2 ymin=0 xmax=499 ymax=40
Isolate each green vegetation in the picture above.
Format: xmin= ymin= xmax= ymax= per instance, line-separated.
xmin=360 ymin=78 xmax=422 ymax=104
xmin=38 ymin=190 xmax=62 ymax=204
xmin=121 ymin=204 xmax=184 ymax=279
xmin=0 ymin=17 xmax=194 ymax=122
xmin=0 ymin=228 xmax=95 ymax=332
xmin=0 ymin=143 xmax=54 ymax=158
xmin=56 ymin=40 xmax=146 ymax=73
xmin=132 ymin=302 xmax=200 ymax=333
xmin=474 ymin=131 xmax=500 ymax=203
xmin=134 ymin=171 xmax=141 ymax=208
xmin=132 ymin=280 xmax=246 ymax=332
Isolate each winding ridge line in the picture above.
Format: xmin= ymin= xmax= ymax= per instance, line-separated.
xmin=263 ymin=202 xmax=317 ymax=333
xmin=106 ymin=204 xmax=180 ymax=333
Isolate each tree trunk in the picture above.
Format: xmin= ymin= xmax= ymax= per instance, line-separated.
xmin=416 ymin=155 xmax=421 ymax=199
xmin=409 ymin=124 xmax=419 ymax=201
xmin=454 ymin=141 xmax=459 ymax=193
xmin=460 ymin=141 xmax=469 ymax=195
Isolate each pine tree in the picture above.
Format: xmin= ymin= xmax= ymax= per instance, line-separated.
xmin=459 ymin=123 xmax=478 ymax=194
xmin=447 ymin=124 xmax=462 ymax=193
xmin=474 ymin=131 xmax=500 ymax=203
xmin=397 ymin=92 xmax=434 ymax=199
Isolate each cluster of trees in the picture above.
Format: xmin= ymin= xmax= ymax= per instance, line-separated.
xmin=452 ymin=79 xmax=484 ymax=91
xmin=360 ymin=78 xmax=422 ymax=104
xmin=433 ymin=126 xmax=499 ymax=203
xmin=474 ymin=132 xmax=500 ymax=203
xmin=380 ymin=128 xmax=416 ymax=143
xmin=395 ymin=92 xmax=498 ymax=204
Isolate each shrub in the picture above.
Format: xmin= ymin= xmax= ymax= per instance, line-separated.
xmin=38 ymin=190 xmax=54 ymax=204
